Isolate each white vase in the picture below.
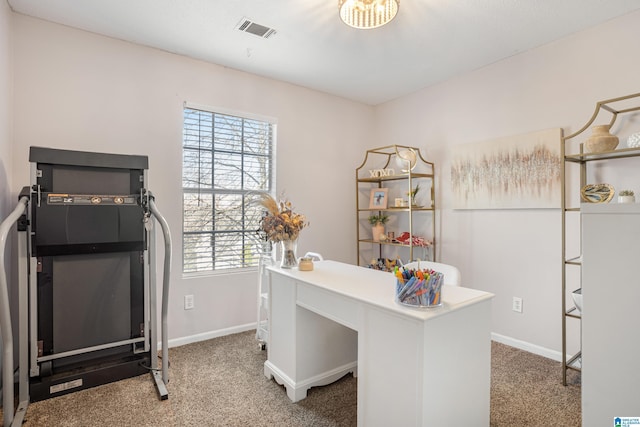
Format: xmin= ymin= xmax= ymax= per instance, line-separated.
xmin=618 ymin=195 xmax=635 ymax=204
xmin=372 ymin=223 xmax=385 ymax=242
xmin=280 ymin=238 xmax=298 ymax=268
xmin=584 ymin=125 xmax=619 ymax=153
xmin=627 ymin=132 xmax=640 ymax=148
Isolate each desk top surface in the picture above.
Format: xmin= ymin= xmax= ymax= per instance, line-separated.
xmin=268 ymin=260 xmax=494 ymax=321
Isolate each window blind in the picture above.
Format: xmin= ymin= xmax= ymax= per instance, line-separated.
xmin=182 ymin=107 xmax=274 ymax=272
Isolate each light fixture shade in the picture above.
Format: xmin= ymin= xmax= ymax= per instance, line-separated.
xmin=339 ymin=0 xmax=399 ymax=29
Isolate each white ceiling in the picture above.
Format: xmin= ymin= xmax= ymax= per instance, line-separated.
xmin=7 ymin=0 xmax=640 ymax=105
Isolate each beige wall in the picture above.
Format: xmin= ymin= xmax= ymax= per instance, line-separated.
xmin=374 ymin=9 xmax=640 ymax=358
xmin=1 ymin=0 xmax=12 ymax=216
xmin=11 ymin=14 xmax=374 ymax=343
xmin=1 ymin=0 xmax=13 ymax=375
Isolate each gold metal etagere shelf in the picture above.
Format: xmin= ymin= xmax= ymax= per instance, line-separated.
xmin=356 ymin=145 xmax=436 ymax=269
xmin=561 ymin=92 xmax=640 ymax=385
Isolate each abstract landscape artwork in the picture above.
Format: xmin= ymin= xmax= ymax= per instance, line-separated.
xmin=451 ymin=128 xmax=562 ymax=209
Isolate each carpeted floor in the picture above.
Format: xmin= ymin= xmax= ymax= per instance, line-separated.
xmin=2 ymin=330 xmax=581 ymax=426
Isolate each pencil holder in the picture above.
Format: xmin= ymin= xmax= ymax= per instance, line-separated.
xmin=395 ymin=270 xmax=443 ymax=308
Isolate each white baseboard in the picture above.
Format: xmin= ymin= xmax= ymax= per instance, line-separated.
xmin=491 ymin=333 xmax=562 ymax=362
xmin=165 ymin=322 xmax=257 ymax=349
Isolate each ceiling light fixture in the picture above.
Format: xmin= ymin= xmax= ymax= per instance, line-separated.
xmin=338 ymin=0 xmax=399 ymax=30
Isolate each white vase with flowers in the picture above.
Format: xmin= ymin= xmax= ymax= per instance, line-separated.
xmin=256 ymin=194 xmax=308 ymax=268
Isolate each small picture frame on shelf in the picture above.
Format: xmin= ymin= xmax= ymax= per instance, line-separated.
xmin=369 ymin=188 xmax=388 ymax=209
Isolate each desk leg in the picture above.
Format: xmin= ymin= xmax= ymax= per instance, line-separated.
xmin=357 ymin=307 xmax=421 ymax=427
xmin=265 ymin=274 xmax=357 ymax=402
xmin=357 ymin=300 xmax=492 ymax=427
xmin=264 ymin=360 xmax=306 ymax=402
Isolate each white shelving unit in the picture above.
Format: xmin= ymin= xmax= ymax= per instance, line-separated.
xmin=581 ymin=203 xmax=640 ymax=426
xmin=256 ymin=246 xmax=273 ymax=350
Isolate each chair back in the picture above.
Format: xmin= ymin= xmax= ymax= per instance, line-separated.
xmin=402 ymin=260 xmax=461 ymax=286
xmin=303 ymin=252 xmax=324 ymax=261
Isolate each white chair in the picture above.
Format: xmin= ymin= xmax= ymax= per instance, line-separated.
xmin=303 ymin=252 xmax=324 ymax=261
xmin=401 ymin=260 xmax=461 ymax=286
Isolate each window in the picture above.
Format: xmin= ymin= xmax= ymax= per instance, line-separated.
xmin=182 ymin=106 xmax=274 ymax=273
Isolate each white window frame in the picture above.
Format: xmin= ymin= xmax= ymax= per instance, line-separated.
xmin=182 ymin=102 xmax=276 ymax=274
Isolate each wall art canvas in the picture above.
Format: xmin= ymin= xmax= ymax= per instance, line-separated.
xmin=451 ymin=128 xmax=562 ymax=209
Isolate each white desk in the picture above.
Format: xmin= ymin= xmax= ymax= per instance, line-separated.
xmin=264 ymin=260 xmax=494 ymax=426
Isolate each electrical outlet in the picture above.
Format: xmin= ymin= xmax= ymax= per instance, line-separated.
xmin=184 ymin=294 xmax=195 ymax=310
xmin=512 ymin=297 xmax=523 ymax=313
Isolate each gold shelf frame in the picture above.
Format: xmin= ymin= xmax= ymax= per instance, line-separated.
xmin=355 ymin=145 xmax=436 ymax=267
xmin=561 ymin=92 xmax=640 ymax=385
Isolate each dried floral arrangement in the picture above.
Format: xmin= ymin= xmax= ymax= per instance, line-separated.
xmin=256 ymin=193 xmax=308 ymax=242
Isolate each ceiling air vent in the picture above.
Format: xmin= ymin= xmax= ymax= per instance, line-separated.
xmin=236 ymin=18 xmax=277 ymax=39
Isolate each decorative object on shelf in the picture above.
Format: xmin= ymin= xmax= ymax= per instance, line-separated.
xmin=368 ymin=168 xmax=395 ymax=178
xmin=395 ymin=231 xmax=432 ymax=247
xmin=618 ymin=190 xmax=636 ymax=204
xmin=367 ymin=257 xmax=401 ymax=271
xmin=627 ymin=132 xmax=640 ymax=148
xmin=338 ymin=0 xmax=399 ymax=30
xmin=368 ymin=188 xmax=388 ymax=209
xmin=407 ymin=183 xmax=420 ymax=206
xmin=255 ymin=193 xmax=308 ymax=269
xmin=451 ymin=128 xmax=562 ymax=209
xmin=584 ymin=124 xmax=619 ymax=153
xmin=368 ymin=213 xmax=389 ymax=242
xmin=580 ymin=183 xmax=615 ymax=203
xmin=395 ymin=148 xmax=417 ymax=172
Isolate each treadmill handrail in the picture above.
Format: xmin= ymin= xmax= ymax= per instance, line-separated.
xmin=0 ymin=196 xmax=29 ymax=427
xmin=149 ymin=196 xmax=171 ymax=386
